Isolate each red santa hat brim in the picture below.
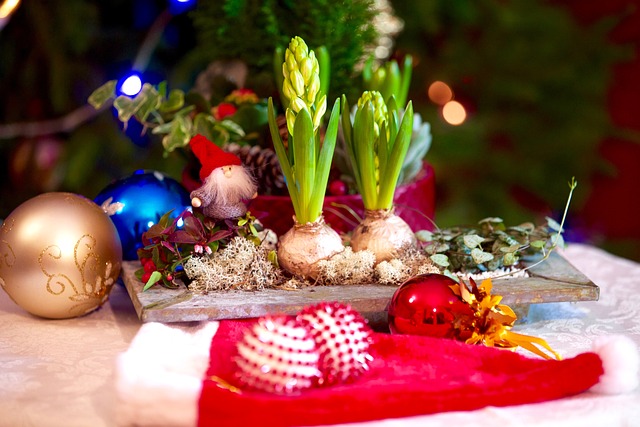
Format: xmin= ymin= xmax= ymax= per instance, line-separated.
xmin=189 ymin=134 xmax=242 ymax=181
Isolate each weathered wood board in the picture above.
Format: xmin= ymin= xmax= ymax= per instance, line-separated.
xmin=121 ymin=252 xmax=599 ymax=328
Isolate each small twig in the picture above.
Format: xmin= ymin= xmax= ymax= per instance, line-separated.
xmin=0 ymin=8 xmax=172 ymax=141
xmin=326 ymin=202 xmax=362 ymax=227
xmin=0 ymin=104 xmax=101 ymax=140
xmin=393 ymin=202 xmax=441 ymax=232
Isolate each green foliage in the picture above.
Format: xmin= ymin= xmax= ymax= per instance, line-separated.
xmin=88 ymin=81 xmax=249 ymax=155
xmin=135 ymin=209 xmax=261 ymax=290
xmin=267 ymin=37 xmax=341 ymax=224
xmin=342 ymin=91 xmax=414 ymax=210
xmin=416 ymin=177 xmax=577 ymax=273
xmin=418 ymin=217 xmax=561 ymax=273
xmin=362 ymin=55 xmax=413 ymax=108
xmin=391 ymin=0 xmax=628 ymax=226
xmin=189 ymin=0 xmax=378 ymax=101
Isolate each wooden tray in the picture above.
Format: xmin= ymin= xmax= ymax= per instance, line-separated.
xmin=120 ymin=251 xmax=598 ymax=328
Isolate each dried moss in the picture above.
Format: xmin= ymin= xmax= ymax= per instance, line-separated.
xmin=185 ymin=236 xmax=282 ymax=292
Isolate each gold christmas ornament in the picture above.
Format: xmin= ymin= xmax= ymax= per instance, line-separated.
xmin=0 ymin=192 xmax=122 ymax=319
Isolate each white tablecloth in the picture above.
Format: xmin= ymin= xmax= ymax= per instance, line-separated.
xmin=1 ymin=244 xmax=639 ymax=427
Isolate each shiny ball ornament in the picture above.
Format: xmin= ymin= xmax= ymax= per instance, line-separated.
xmin=388 ymin=274 xmax=474 ymax=338
xmin=94 ymin=170 xmax=190 ymax=260
xmin=0 ymin=193 xmax=122 ymax=319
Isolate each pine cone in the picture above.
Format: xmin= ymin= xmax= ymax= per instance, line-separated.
xmin=275 ymin=114 xmax=289 ymax=149
xmin=224 ymin=143 xmax=286 ymax=194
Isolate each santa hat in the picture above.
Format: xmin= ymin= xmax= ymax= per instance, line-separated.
xmin=189 ymin=134 xmax=242 ymax=181
xmin=115 ymin=317 xmax=639 ymax=427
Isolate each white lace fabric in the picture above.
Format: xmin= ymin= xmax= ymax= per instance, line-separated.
xmin=1 ymin=244 xmax=639 ymax=427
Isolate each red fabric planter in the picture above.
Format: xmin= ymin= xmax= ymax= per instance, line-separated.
xmin=248 ymin=162 xmax=436 ymax=236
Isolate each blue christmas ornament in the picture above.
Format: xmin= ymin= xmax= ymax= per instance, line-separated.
xmin=94 ymin=170 xmax=191 ymax=260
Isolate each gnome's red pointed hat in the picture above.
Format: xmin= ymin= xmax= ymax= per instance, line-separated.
xmin=189 ymin=134 xmax=242 ymax=181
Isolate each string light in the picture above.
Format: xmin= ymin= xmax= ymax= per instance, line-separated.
xmin=119 ymin=73 xmax=143 ymax=97
xmin=168 ymin=0 xmax=196 ymax=14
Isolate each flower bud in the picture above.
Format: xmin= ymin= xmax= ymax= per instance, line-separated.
xmin=283 ymin=79 xmax=296 ymax=103
xmin=285 ymin=51 xmax=297 ymax=73
xmin=290 ymin=97 xmax=307 ymax=113
xmin=313 ymin=95 xmax=327 ymax=130
xmin=300 ymin=57 xmax=314 ymax=83
xmin=292 ymin=37 xmax=308 ymax=63
xmin=307 ymin=75 xmax=320 ymax=104
xmin=358 ymin=91 xmax=388 ymax=141
xmin=290 ymin=69 xmax=306 ymax=97
xmin=286 ymin=108 xmax=296 ymax=136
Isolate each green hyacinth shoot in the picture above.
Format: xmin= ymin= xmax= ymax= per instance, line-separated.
xmin=342 ymin=90 xmax=414 ymax=211
xmin=362 ymin=55 xmax=413 ymax=109
xmin=268 ymin=36 xmax=340 ymax=225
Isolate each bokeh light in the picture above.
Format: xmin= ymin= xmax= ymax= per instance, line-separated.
xmin=0 ymin=0 xmax=20 ymax=19
xmin=428 ymin=81 xmax=453 ymax=105
xmin=442 ymin=101 xmax=467 ymax=125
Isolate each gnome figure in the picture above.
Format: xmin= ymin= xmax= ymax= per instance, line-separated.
xmin=189 ymin=134 xmax=258 ymax=220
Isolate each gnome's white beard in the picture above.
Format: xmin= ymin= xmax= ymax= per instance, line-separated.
xmin=201 ymin=165 xmax=257 ymax=205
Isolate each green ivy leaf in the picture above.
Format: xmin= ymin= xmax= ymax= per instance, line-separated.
xmin=530 ymin=240 xmax=546 ymax=250
xmin=503 ymin=252 xmax=517 ymax=266
xmin=550 ymin=232 xmax=565 ymax=248
xmin=463 ymin=234 xmax=484 ymax=249
xmin=134 ymin=87 xmax=162 ymax=123
xmin=511 ymin=222 xmax=535 ymax=233
xmin=159 ymin=89 xmax=185 ymax=113
xmin=113 ymin=95 xmax=139 ymax=123
xmin=88 ymin=80 xmax=116 ymax=109
xmin=193 ymin=113 xmax=218 ymax=143
xmin=500 ymin=244 xmax=522 ymax=253
xmin=430 ymin=253 xmax=450 ymax=267
xmin=479 ymin=217 xmax=503 ymax=224
xmin=471 ymin=248 xmax=494 ymax=264
xmin=415 ymin=230 xmax=433 ymax=242
xmin=546 ymin=216 xmax=562 ymax=232
xmin=424 ymin=242 xmax=450 ymax=255
xmin=161 ymin=116 xmax=192 ymax=153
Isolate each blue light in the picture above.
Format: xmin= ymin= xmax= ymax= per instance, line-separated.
xmin=168 ymin=0 xmax=196 ymax=14
xmin=119 ymin=73 xmax=143 ymax=97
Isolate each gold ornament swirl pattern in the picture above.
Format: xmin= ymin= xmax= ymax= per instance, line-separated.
xmin=0 ymin=219 xmax=16 ymax=269
xmin=0 ymin=219 xmax=17 ymax=290
xmin=39 ymin=234 xmax=119 ymax=314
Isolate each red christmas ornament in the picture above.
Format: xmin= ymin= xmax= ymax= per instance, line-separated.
xmin=387 ymin=274 xmax=474 ymax=338
xmin=327 ymin=179 xmax=348 ymax=196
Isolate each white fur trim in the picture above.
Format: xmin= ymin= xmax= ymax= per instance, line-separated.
xmin=590 ymin=335 xmax=639 ymax=394
xmin=115 ymin=322 xmax=219 ymax=426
